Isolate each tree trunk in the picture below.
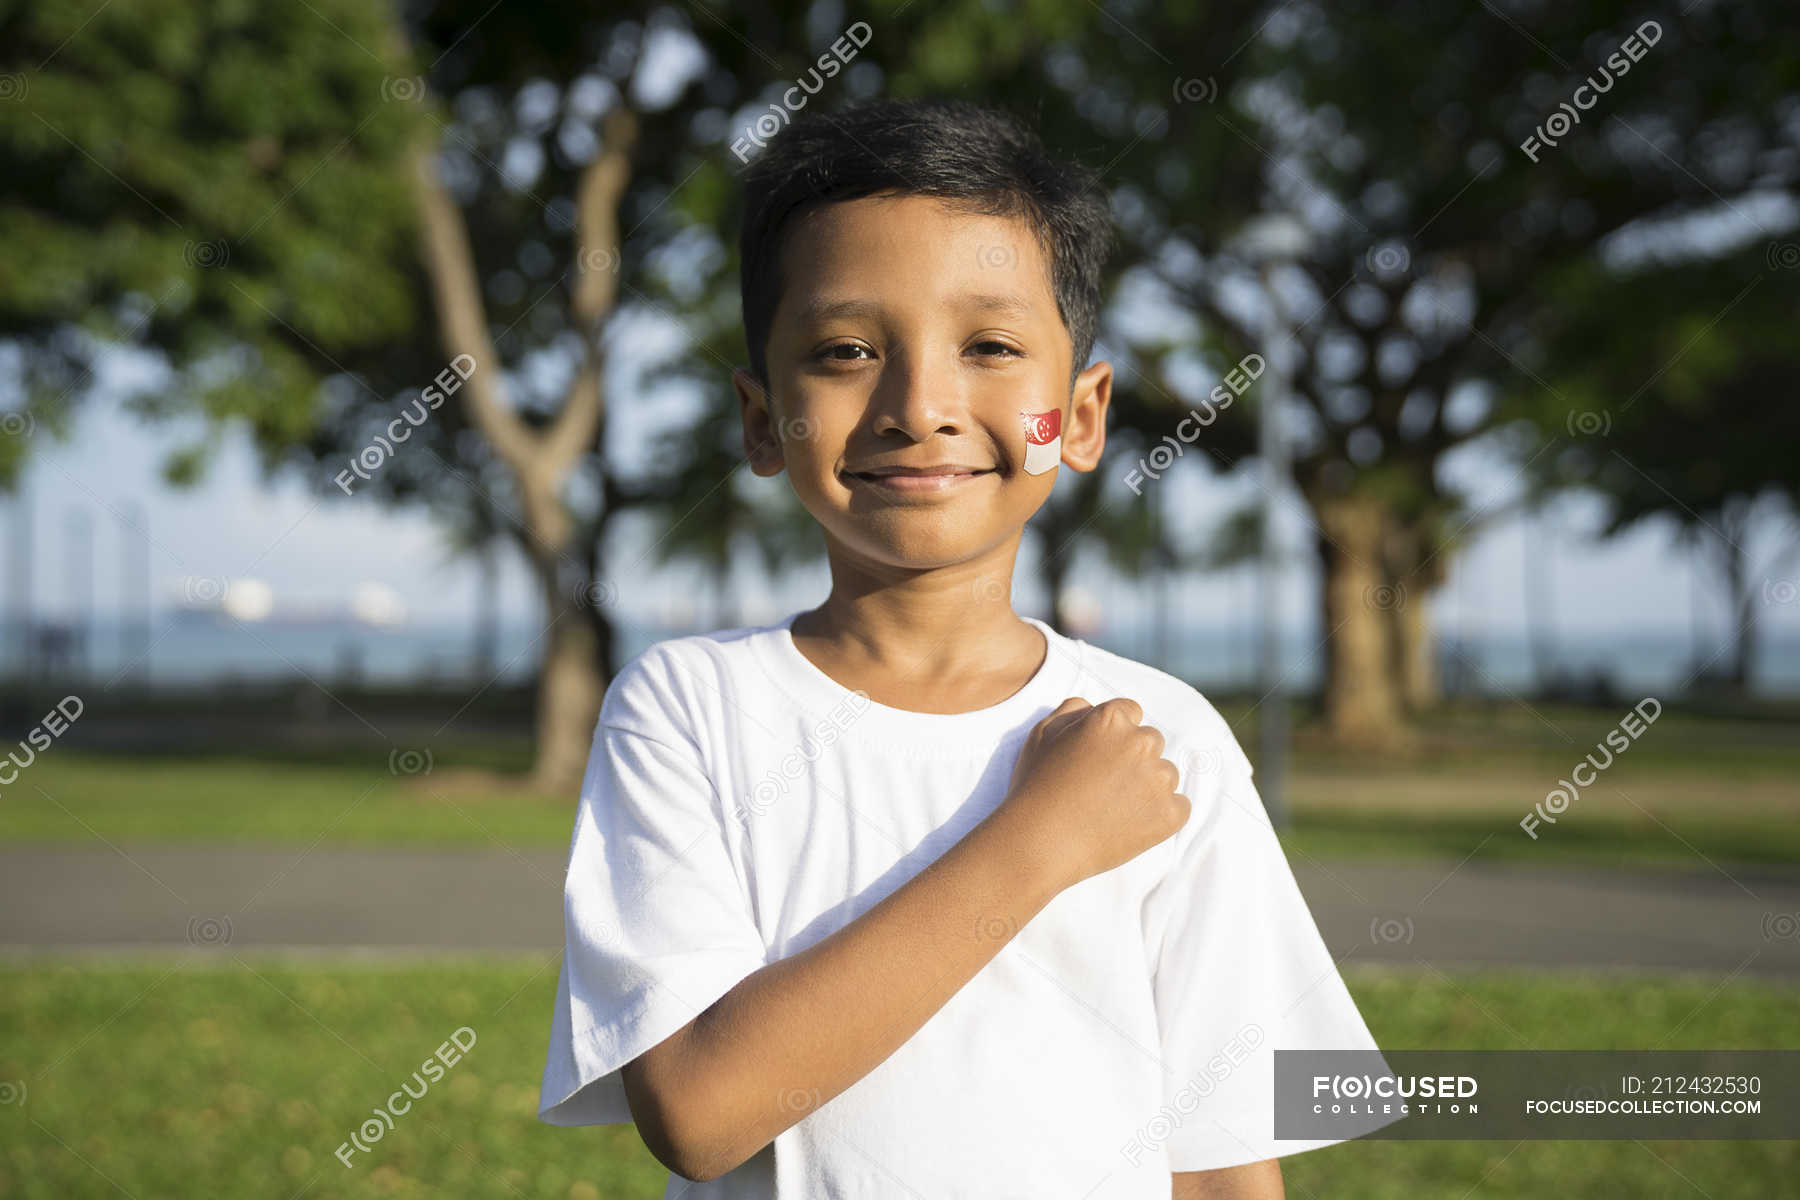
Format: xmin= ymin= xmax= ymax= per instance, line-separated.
xmin=529 ymin=551 xmax=612 ymax=796
xmin=1386 ymin=522 xmax=1442 ymax=713
xmin=1381 ymin=510 xmax=1446 ymax=714
xmin=406 ymin=98 xmax=638 ymax=799
xmin=1396 ymin=591 xmax=1438 ymax=711
xmin=1313 ymin=495 xmax=1409 ymax=746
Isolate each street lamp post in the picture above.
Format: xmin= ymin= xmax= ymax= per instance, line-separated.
xmin=1257 ymin=262 xmax=1289 ymax=830
xmin=1233 ymin=215 xmax=1311 ymax=830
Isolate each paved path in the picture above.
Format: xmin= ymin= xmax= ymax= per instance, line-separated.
xmin=2 ymin=846 xmax=1797 ymax=977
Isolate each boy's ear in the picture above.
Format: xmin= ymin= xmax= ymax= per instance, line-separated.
xmin=1058 ymin=359 xmax=1111 ymax=473
xmin=734 ymin=366 xmax=786 ymax=477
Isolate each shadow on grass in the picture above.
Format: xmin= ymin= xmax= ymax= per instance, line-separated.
xmin=58 ymin=736 xmax=540 ymax=776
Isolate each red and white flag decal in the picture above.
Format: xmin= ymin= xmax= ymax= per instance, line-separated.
xmin=1020 ymin=409 xmax=1061 ymax=475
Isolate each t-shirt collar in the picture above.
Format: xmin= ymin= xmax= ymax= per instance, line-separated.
xmin=751 ymin=610 xmax=1087 ymax=750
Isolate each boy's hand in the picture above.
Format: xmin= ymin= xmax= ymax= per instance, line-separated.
xmin=1000 ymin=696 xmax=1191 ymax=893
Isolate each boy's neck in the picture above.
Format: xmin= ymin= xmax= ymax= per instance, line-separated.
xmin=790 ymin=551 xmax=1049 ymax=714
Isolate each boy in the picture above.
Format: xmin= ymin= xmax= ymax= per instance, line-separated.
xmin=539 ymin=97 xmax=1396 ymax=1197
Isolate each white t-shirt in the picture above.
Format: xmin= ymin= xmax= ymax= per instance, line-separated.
xmin=539 ymin=611 xmax=1392 ymax=1197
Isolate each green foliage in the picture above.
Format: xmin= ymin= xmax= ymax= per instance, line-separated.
xmin=3 ymin=0 xmax=1794 ymax=684
xmin=0 ymin=0 xmax=429 ymax=487
xmin=1515 ymin=246 xmax=1800 ymax=536
xmin=1034 ymin=0 xmax=1798 ymax=571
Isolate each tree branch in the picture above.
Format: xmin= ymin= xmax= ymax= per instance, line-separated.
xmin=408 ymin=126 xmax=537 ymax=473
xmin=545 ymin=105 xmax=640 ymax=479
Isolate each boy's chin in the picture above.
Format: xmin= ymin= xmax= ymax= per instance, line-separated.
xmin=826 ymin=523 xmax=1018 ymax=573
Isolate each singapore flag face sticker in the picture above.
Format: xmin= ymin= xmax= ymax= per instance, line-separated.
xmin=1021 ymin=409 xmax=1062 ymax=475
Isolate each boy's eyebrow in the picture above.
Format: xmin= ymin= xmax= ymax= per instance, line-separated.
xmin=795 ymin=292 xmax=1038 ymax=325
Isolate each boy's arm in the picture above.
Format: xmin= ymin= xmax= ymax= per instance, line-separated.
xmin=1173 ymin=1159 xmax=1285 ymax=1199
xmin=621 ymin=794 xmax=1062 ymax=1181
xmin=622 ymin=695 xmax=1187 ymax=1182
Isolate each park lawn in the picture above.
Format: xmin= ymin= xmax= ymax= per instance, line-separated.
xmin=0 ymin=959 xmax=1794 ymax=1198
xmin=0 ymin=752 xmax=580 ymax=847
xmin=1277 ymin=785 xmax=1800 ymax=869
xmin=1273 ymin=700 xmax=1800 ymax=867
xmin=4 ymin=723 xmax=1798 ymax=868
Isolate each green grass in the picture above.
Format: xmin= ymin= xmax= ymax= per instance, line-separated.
xmin=0 ymin=960 xmax=1793 ymax=1198
xmin=0 ymin=752 xmax=579 ymax=847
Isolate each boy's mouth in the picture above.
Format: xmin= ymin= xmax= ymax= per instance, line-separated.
xmin=841 ymin=463 xmax=996 ymax=494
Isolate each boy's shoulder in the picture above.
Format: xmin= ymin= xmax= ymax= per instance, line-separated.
xmin=1070 ymin=636 xmax=1254 ymax=781
xmin=597 ymin=619 xmax=776 ymax=738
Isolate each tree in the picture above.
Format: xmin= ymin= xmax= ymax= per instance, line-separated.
xmin=1012 ymin=0 xmax=1800 ymax=742
xmin=0 ymin=0 xmax=424 ymax=492
xmin=1516 ymin=247 xmax=1800 ymax=692
xmin=2 ymin=0 xmax=697 ymax=792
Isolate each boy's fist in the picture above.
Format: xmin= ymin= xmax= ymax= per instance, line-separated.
xmin=1000 ymin=697 xmax=1191 ymax=894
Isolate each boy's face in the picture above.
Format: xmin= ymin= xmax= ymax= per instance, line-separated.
xmin=736 ymin=192 xmax=1110 ymax=575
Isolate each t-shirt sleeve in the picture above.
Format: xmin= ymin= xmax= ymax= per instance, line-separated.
xmin=538 ymin=662 xmax=769 ymax=1126
xmin=1140 ymin=724 xmax=1399 ymax=1170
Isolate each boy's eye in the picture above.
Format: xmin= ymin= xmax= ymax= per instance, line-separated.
xmin=814 ymin=340 xmax=1022 ymax=362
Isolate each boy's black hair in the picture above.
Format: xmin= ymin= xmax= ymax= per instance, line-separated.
xmin=738 ymin=96 xmax=1114 ymax=393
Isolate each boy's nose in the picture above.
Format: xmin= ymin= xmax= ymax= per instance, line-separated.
xmin=867 ymin=354 xmax=966 ymax=441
